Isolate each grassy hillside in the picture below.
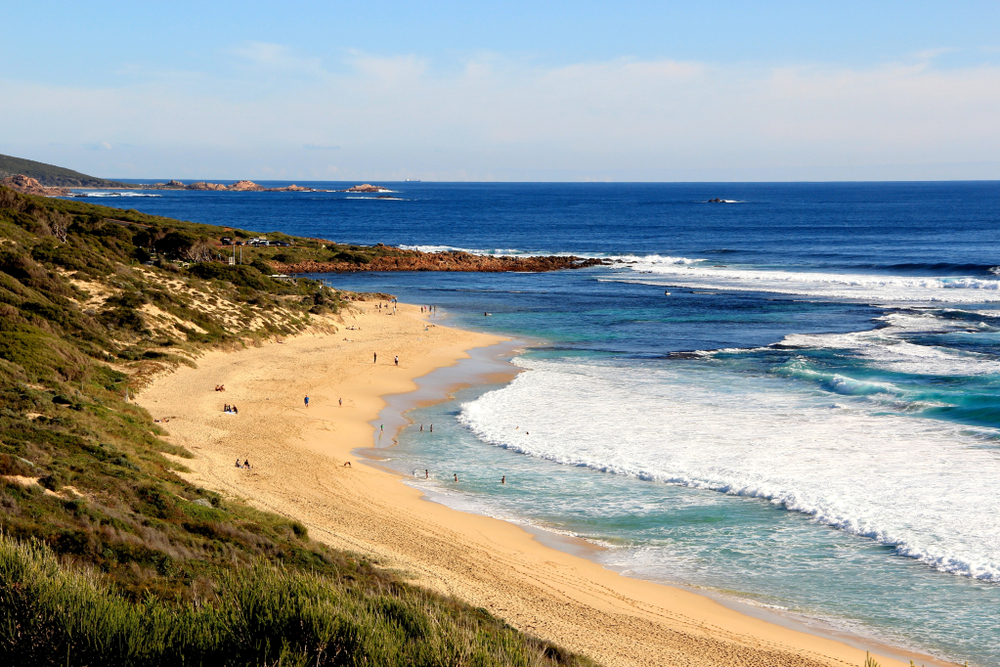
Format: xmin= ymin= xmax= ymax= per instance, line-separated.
xmin=0 ymin=186 xmax=596 ymax=667
xmin=0 ymin=153 xmax=131 ymax=188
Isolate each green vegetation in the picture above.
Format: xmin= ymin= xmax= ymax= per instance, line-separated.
xmin=2 ymin=536 xmax=590 ymax=667
xmin=0 ymin=153 xmax=131 ymax=188
xmin=0 ymin=185 xmax=596 ymax=666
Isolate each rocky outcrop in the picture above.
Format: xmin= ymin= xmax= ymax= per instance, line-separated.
xmin=343 ymin=184 xmax=391 ymax=193
xmin=271 ymin=250 xmax=609 ymax=274
xmin=0 ymin=174 xmax=70 ymax=197
xmin=228 ymin=180 xmax=266 ymax=192
xmin=187 ymin=181 xmax=229 ymax=191
xmin=143 ymin=180 xmax=322 ymax=192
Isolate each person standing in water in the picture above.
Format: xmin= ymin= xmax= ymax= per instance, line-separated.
xmin=454 ymin=473 xmax=458 ymax=482
xmin=501 ymin=476 xmax=506 ymax=484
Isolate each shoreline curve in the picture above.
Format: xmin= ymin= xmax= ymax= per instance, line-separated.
xmin=138 ymin=301 xmax=942 ymax=667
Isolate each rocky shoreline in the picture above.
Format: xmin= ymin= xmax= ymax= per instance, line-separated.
xmin=0 ymin=175 xmax=71 ymax=197
xmin=1 ymin=172 xmax=398 ymax=196
xmin=272 ymin=250 xmax=608 ymax=274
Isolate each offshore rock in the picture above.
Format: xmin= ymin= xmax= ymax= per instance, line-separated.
xmin=228 ymin=180 xmax=267 ymax=191
xmin=343 ymin=184 xmax=391 ymax=193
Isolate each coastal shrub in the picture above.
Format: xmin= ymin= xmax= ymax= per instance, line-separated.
xmin=189 ymin=262 xmax=276 ymax=291
xmin=0 ymin=536 xmax=597 ymax=667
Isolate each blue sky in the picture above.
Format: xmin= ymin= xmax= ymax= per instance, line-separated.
xmin=3 ymin=1 xmax=1000 ymax=181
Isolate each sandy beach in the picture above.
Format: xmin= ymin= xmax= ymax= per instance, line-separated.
xmin=138 ymin=302 xmax=923 ymax=667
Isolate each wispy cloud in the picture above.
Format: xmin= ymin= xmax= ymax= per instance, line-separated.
xmin=5 ymin=47 xmax=1000 ymax=180
xmin=230 ymin=42 xmax=326 ymax=78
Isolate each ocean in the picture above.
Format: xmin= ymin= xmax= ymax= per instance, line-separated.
xmin=84 ymin=181 xmax=1000 ymax=666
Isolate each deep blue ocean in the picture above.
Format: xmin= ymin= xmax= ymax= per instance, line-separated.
xmin=83 ymin=181 xmax=1000 ymax=666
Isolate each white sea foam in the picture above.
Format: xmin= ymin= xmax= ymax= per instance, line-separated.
xmin=399 ymin=244 xmax=528 ymax=255
xmin=606 ymin=257 xmax=1000 ymax=304
xmin=69 ymin=191 xmax=161 ymax=198
xmin=459 ymin=357 xmax=1000 ymax=581
xmin=775 ymin=311 xmax=1000 ymax=376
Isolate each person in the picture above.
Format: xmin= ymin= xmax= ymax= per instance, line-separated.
xmin=501 ymin=476 xmax=506 ymax=484
xmin=304 ymin=395 xmax=309 ymax=408
xmin=453 ymin=473 xmax=458 ymax=482
xmin=420 ymin=424 xmax=423 ymax=432
xmin=343 ymin=461 xmax=352 ymax=467
xmin=394 ymin=355 xmax=399 ymax=366
xmin=244 ymin=459 xmax=251 ymax=469
xmin=235 ymin=458 xmax=241 ymax=467
xmin=373 ymin=352 xmax=377 ymax=363
xmin=233 ymin=405 xmax=238 ymax=414
xmin=429 ymin=424 xmax=433 ymax=432
xmin=425 ymin=469 xmax=428 ymax=479
xmin=380 ymin=424 xmax=384 ymax=433
xmin=339 ymin=397 xmax=343 ymax=407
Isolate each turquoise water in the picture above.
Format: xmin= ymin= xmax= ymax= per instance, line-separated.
xmin=89 ymin=182 xmax=1000 ymax=666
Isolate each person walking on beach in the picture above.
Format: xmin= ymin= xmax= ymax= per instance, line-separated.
xmin=304 ymin=395 xmax=309 ymax=408
xmin=394 ymin=355 xmax=399 ymax=366
xmin=373 ymin=352 xmax=377 ymax=364
xmin=339 ymin=397 xmax=342 ymax=407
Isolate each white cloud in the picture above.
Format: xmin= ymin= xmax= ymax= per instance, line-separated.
xmin=3 ymin=49 xmax=1000 ymax=180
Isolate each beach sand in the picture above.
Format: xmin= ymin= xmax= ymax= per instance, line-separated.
xmin=139 ymin=302 xmax=924 ymax=667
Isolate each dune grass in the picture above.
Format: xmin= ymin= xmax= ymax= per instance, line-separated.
xmin=0 ymin=535 xmax=594 ymax=667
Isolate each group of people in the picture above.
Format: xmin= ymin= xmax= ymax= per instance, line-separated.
xmin=420 ymin=305 xmax=437 ymax=314
xmin=420 ymin=469 xmax=506 ymax=485
xmin=215 ymin=384 xmax=225 ymax=392
xmin=224 ymin=404 xmax=238 ymax=414
xmin=235 ymin=458 xmax=251 ymax=469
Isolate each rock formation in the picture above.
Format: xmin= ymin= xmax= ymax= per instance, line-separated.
xmin=0 ymin=174 xmax=70 ymax=197
xmin=228 ymin=180 xmax=267 ymax=192
xmin=142 ymin=180 xmax=321 ymax=192
xmin=271 ymin=249 xmax=608 ymax=274
xmin=343 ymin=184 xmax=391 ymax=193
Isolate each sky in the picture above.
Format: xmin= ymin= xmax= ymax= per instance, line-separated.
xmin=3 ymin=1 xmax=1000 ymax=181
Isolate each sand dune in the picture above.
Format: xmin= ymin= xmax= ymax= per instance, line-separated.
xmin=139 ymin=302 xmax=923 ymax=667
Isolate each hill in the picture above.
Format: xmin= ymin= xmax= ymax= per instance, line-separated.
xmin=0 ymin=153 xmax=131 ymax=188
xmin=0 ymin=186 xmax=595 ymax=667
